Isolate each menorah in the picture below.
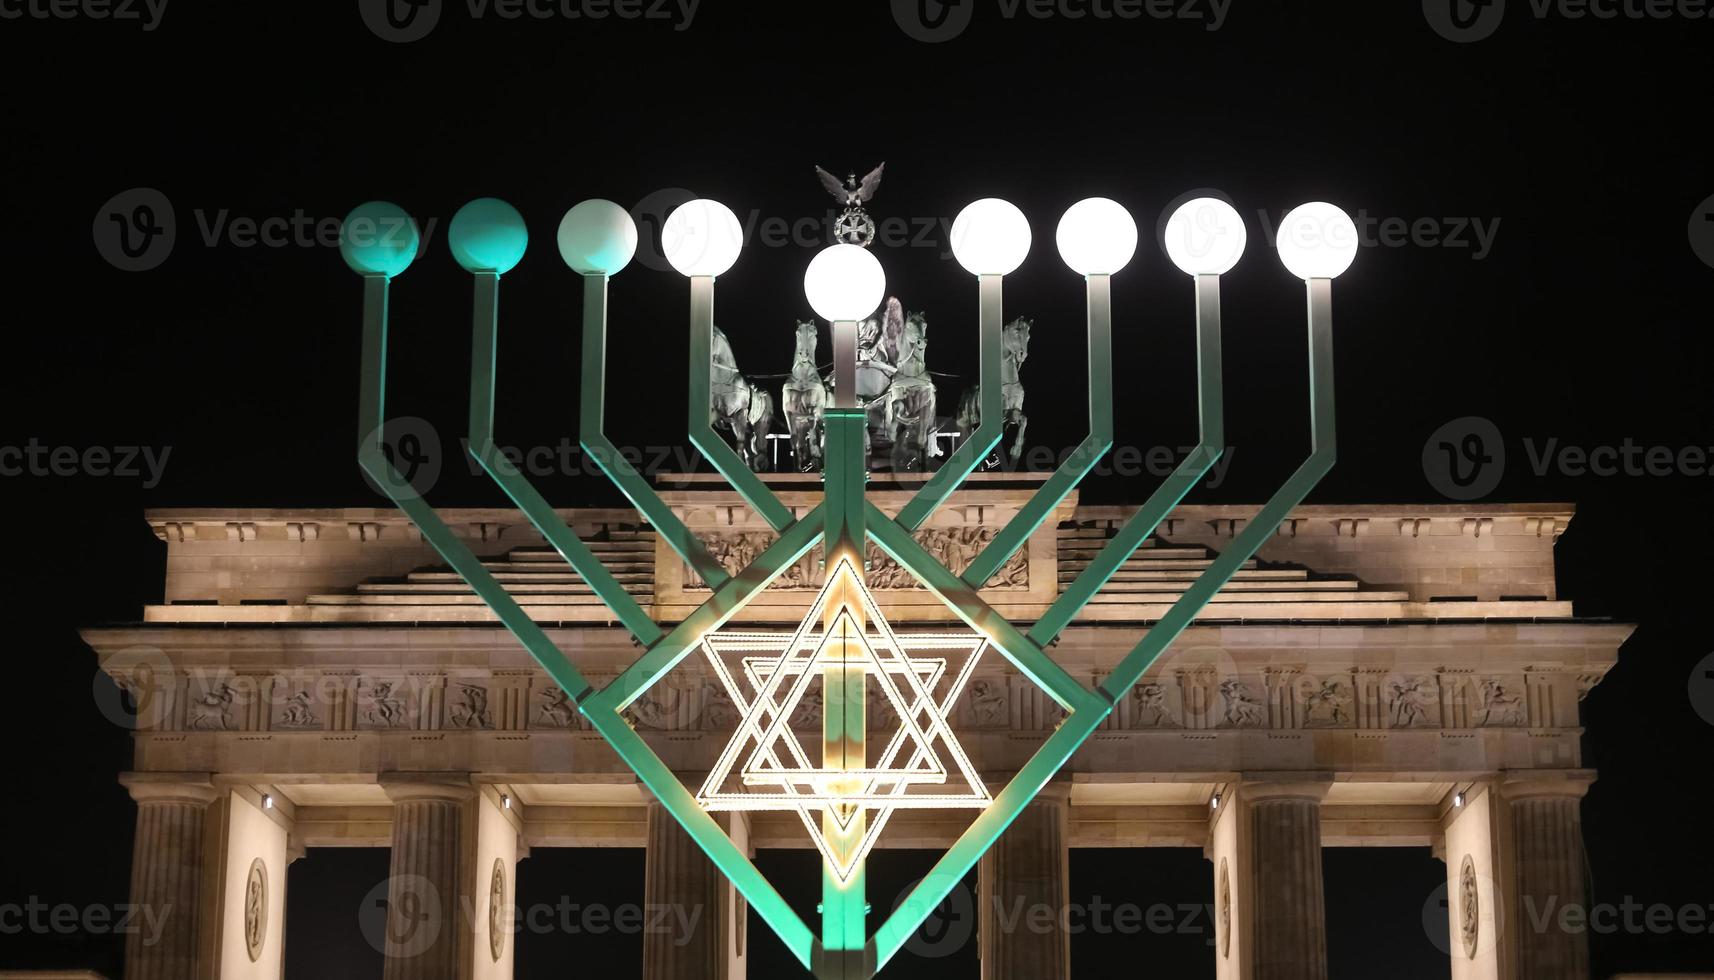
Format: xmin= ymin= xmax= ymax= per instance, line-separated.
xmin=338 ymin=188 xmax=1355 ymax=978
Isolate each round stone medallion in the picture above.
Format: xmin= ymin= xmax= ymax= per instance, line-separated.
xmin=1459 ymin=855 xmax=1480 ymax=959
xmin=1218 ymin=858 xmax=1232 ymax=958
xmin=244 ymin=858 xmax=267 ymax=962
xmin=489 ymin=859 xmax=507 ymax=962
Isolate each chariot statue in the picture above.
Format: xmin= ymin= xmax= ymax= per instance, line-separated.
xmin=956 ymin=316 xmax=1031 ymax=465
xmin=846 ymin=297 xmax=939 ymax=472
xmin=709 ymin=326 xmax=775 ymax=471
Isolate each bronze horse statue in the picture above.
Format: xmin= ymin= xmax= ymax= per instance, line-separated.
xmin=884 ymin=311 xmax=937 ymax=472
xmin=780 ymin=320 xmax=832 ymax=471
xmin=957 ymin=317 xmax=1031 ymax=464
xmin=710 ymin=326 xmax=774 ymax=471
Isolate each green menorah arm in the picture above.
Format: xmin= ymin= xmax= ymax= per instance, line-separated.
xmin=870 ymin=703 xmax=1110 ymax=970
xmin=461 ymin=272 xmax=665 ymax=646
xmin=960 ymin=273 xmax=1117 ymax=589
xmin=584 ymin=706 xmax=818 ymax=970
xmin=1027 ymin=272 xmax=1228 ymax=647
xmin=1097 ymin=277 xmax=1336 ymax=703
xmin=865 ymin=502 xmax=1108 ymax=717
xmin=355 ymin=273 xmax=594 ymax=703
xmin=687 ymin=275 xmax=797 ymax=531
xmin=578 ymin=504 xmax=827 ymax=716
xmin=894 ymin=273 xmax=1005 ymax=532
xmin=576 ymin=274 xmax=733 ymax=590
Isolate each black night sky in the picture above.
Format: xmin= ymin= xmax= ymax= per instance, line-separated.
xmin=2 ymin=2 xmax=1712 ymax=977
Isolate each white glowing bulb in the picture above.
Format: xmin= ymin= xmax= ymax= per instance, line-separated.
xmin=557 ymin=199 xmax=638 ymax=275
xmin=803 ymin=244 xmax=886 ymax=322
xmin=1055 ymin=197 xmax=1138 ymax=276
xmin=1275 ymin=202 xmax=1359 ymax=280
xmin=1164 ymin=197 xmax=1248 ymax=276
xmin=949 ymin=198 xmax=1031 ymax=276
xmin=662 ymin=198 xmax=744 ymax=277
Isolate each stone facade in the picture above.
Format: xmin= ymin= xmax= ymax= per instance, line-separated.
xmin=82 ymin=493 xmax=1629 ymax=978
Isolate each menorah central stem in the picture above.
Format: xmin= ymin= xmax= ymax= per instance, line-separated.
xmin=821 ymin=557 xmax=867 ymax=956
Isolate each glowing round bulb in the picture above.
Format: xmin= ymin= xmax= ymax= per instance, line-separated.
xmin=949 ymin=198 xmax=1031 ymax=276
xmin=448 ymin=198 xmax=528 ymax=274
xmin=1055 ymin=197 xmax=1137 ymax=276
xmin=339 ymin=201 xmax=420 ymax=278
xmin=662 ymin=198 xmax=744 ymax=277
xmin=1275 ymin=202 xmax=1359 ymax=280
xmin=557 ymin=199 xmax=638 ymax=276
xmin=803 ymin=244 xmax=885 ymax=322
xmin=1163 ymin=197 xmax=1248 ymax=276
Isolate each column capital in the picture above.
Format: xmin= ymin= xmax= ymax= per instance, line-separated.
xmin=1240 ymin=771 xmax=1334 ymax=803
xmin=120 ymin=772 xmax=220 ymax=806
xmin=1497 ymin=769 xmax=1595 ymax=802
xmin=380 ymin=772 xmax=477 ymax=804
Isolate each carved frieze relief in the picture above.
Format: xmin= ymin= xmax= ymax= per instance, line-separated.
xmin=684 ymin=527 xmax=1028 ymax=591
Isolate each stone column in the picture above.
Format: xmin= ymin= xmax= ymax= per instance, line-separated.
xmin=382 ymin=777 xmax=475 ymax=980
xmin=643 ymin=801 xmax=724 ymax=980
xmin=978 ymin=785 xmax=1070 ymax=980
xmin=121 ymin=773 xmax=219 ymax=980
xmin=1501 ymin=772 xmax=1594 ymax=980
xmin=1244 ymin=777 xmax=1330 ymax=980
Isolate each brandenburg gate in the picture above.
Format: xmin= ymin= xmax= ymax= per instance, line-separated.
xmin=83 ymin=494 xmax=1627 ymax=978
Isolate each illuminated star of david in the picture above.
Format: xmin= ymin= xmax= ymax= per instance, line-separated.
xmin=695 ymin=558 xmax=992 ymax=882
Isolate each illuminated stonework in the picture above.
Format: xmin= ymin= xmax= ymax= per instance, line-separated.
xmin=696 ymin=558 xmax=991 ymax=881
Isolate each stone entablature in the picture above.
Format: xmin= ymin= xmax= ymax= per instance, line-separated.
xmin=84 ymin=619 xmax=1625 ymax=780
xmin=136 ymin=497 xmax=1575 ymax=624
